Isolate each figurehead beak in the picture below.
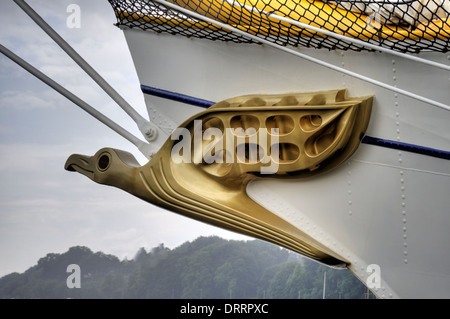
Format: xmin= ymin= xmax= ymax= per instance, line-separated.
xmin=64 ymin=153 xmax=95 ymax=181
xmin=65 ymin=148 xmax=141 ymax=187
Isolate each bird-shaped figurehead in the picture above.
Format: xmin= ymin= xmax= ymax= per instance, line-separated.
xmin=64 ymin=89 xmax=373 ymax=268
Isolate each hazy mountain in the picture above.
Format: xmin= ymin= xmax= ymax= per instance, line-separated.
xmin=0 ymin=236 xmax=372 ymax=299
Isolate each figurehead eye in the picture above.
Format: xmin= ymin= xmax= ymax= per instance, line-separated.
xmin=97 ymin=153 xmax=111 ymax=171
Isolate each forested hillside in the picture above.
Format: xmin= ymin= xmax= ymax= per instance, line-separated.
xmin=0 ymin=236 xmax=373 ymax=299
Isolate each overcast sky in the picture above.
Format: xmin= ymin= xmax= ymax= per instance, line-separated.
xmin=0 ymin=0 xmax=248 ymax=277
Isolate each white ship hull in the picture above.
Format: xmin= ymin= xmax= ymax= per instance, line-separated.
xmin=122 ymin=28 xmax=450 ymax=299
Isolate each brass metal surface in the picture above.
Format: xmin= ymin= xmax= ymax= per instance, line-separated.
xmin=65 ymin=89 xmax=373 ymax=266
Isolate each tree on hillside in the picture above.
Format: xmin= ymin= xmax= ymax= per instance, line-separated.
xmin=0 ymin=236 xmax=373 ymax=299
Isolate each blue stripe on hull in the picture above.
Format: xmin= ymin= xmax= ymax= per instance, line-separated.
xmin=141 ymin=84 xmax=450 ymax=160
xmin=141 ymin=85 xmax=214 ymax=108
xmin=361 ymin=136 xmax=450 ymax=160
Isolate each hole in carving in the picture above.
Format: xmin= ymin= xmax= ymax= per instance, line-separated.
xmin=305 ymin=122 xmax=338 ymax=156
xmin=203 ymin=117 xmax=224 ymax=133
xmin=270 ymin=143 xmax=300 ymax=163
xmin=266 ymin=115 xmax=294 ymax=135
xmin=230 ymin=115 xmax=259 ymax=134
xmin=236 ymin=143 xmax=263 ymax=163
xmin=300 ymin=115 xmax=323 ymax=131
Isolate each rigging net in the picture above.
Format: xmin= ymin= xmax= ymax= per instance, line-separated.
xmin=108 ymin=0 xmax=450 ymax=53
